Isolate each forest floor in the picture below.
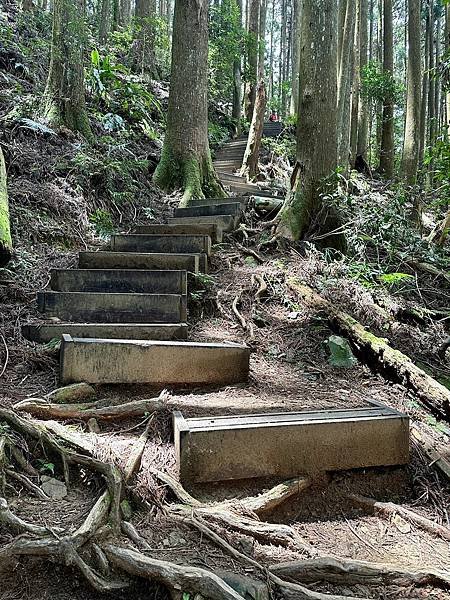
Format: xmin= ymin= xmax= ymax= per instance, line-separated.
xmin=1 ymin=6 xmax=450 ymax=594
xmin=1 ymin=173 xmax=450 ymax=599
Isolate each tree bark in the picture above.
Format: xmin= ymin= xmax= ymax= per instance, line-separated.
xmin=42 ymin=0 xmax=93 ymax=141
xmin=379 ymin=0 xmax=394 ymax=177
xmin=232 ymin=0 xmax=243 ymax=135
xmin=419 ymin=2 xmax=430 ymax=163
xmin=131 ymin=0 xmax=157 ymax=76
xmin=276 ymin=0 xmax=345 ymax=251
xmin=0 ymin=145 xmax=12 ymax=268
xmin=98 ymin=0 xmax=112 ymax=43
xmin=240 ymin=80 xmax=266 ymax=179
xmin=356 ymin=0 xmax=369 ymax=161
xmin=245 ymin=0 xmax=260 ymax=120
xmin=350 ymin=0 xmax=361 ymax=166
xmin=289 ymin=0 xmax=301 ymax=115
xmin=428 ymin=0 xmax=436 ymax=146
xmin=153 ymin=0 xmax=225 ymax=206
xmin=257 ymin=0 xmax=267 ymax=80
xmin=337 ymin=0 xmax=357 ymax=168
xmin=402 ymin=0 xmax=422 ymax=188
xmin=118 ymin=0 xmax=131 ymax=26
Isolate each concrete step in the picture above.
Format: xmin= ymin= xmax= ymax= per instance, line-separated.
xmin=133 ymin=224 xmax=222 ymax=243
xmin=38 ymin=291 xmax=187 ymax=323
xmin=174 ymin=202 xmax=242 ymax=219
xmin=111 ymin=234 xmax=212 ymax=256
xmin=188 ymin=196 xmax=250 ymax=208
xmin=174 ymin=406 xmax=410 ymax=484
xmin=22 ymin=322 xmax=188 ymax=343
xmin=49 ymin=269 xmax=187 ymax=294
xmin=60 ymin=335 xmax=250 ymax=385
xmin=79 ymin=252 xmax=208 ymax=273
xmin=168 ymin=215 xmax=236 ymax=233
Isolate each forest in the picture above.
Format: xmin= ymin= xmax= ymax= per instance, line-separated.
xmin=0 ymin=0 xmax=450 ymax=599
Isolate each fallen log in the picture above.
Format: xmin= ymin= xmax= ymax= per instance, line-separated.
xmin=270 ymin=556 xmax=450 ymax=588
xmin=288 ymin=279 xmax=450 ymax=422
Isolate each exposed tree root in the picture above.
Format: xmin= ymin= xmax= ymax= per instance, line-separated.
xmin=348 ymin=493 xmax=450 ymax=542
xmin=270 ymin=556 xmax=450 ymax=588
xmin=2 ymin=408 xmax=449 ymax=599
xmin=104 ymin=544 xmax=245 ymax=600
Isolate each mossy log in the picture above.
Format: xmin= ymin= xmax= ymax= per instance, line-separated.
xmin=0 ymin=145 xmax=12 ymax=267
xmin=289 ymin=279 xmax=450 ymax=422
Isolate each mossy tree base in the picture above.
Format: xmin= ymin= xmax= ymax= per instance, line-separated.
xmin=154 ymin=147 xmax=225 ymax=207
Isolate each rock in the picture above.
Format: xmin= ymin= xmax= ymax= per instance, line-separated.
xmin=87 ymin=418 xmax=100 ymax=434
xmin=327 ymin=335 xmax=357 ymax=368
xmin=45 ymin=382 xmax=96 ymax=404
xmin=40 ymin=476 xmax=67 ymax=500
xmin=215 ymin=570 xmax=269 ymax=600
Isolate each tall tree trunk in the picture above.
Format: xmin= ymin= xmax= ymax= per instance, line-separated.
xmin=131 ymin=0 xmax=157 ymax=76
xmin=289 ymin=0 xmax=301 ymax=115
xmin=445 ymin=3 xmax=450 ymax=134
xmin=0 ymin=145 xmax=12 ymax=268
xmin=435 ymin=9 xmax=441 ymax=138
xmin=419 ymin=2 xmax=430 ymax=163
xmin=232 ymin=0 xmax=244 ymax=136
xmin=241 ymin=80 xmax=267 ymax=179
xmin=350 ymin=0 xmax=361 ymax=166
xmin=337 ymin=0 xmax=357 ymax=168
xmin=42 ymin=0 xmax=92 ymax=141
xmin=119 ymin=0 xmax=131 ymax=26
xmin=379 ymin=0 xmax=394 ymax=177
xmin=257 ymin=0 xmax=267 ymax=80
xmin=428 ymin=0 xmax=436 ymax=146
xmin=269 ymin=0 xmax=275 ymax=105
xmin=277 ymin=0 xmax=345 ymax=251
xmin=402 ymin=0 xmax=422 ymax=187
xmin=245 ymin=0 xmax=260 ymax=120
xmin=153 ymin=0 xmax=225 ymax=206
xmin=356 ymin=0 xmax=369 ymax=161
xmin=99 ymin=0 xmax=112 ymax=43
xmin=279 ymin=0 xmax=287 ymax=116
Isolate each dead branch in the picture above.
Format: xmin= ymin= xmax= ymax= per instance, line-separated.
xmin=270 ymin=556 xmax=450 ymax=588
xmin=235 ymin=242 xmax=264 ymax=263
xmin=348 ymin=493 xmax=450 ymax=542
xmin=13 ymin=397 xmax=166 ymax=421
xmin=124 ymin=418 xmax=153 ymax=483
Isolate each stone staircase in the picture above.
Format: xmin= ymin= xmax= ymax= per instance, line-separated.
xmin=23 ymin=197 xmax=250 ymax=386
xmin=213 ymin=121 xmax=284 ymax=196
xmin=21 ymin=124 xmax=409 ymax=485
